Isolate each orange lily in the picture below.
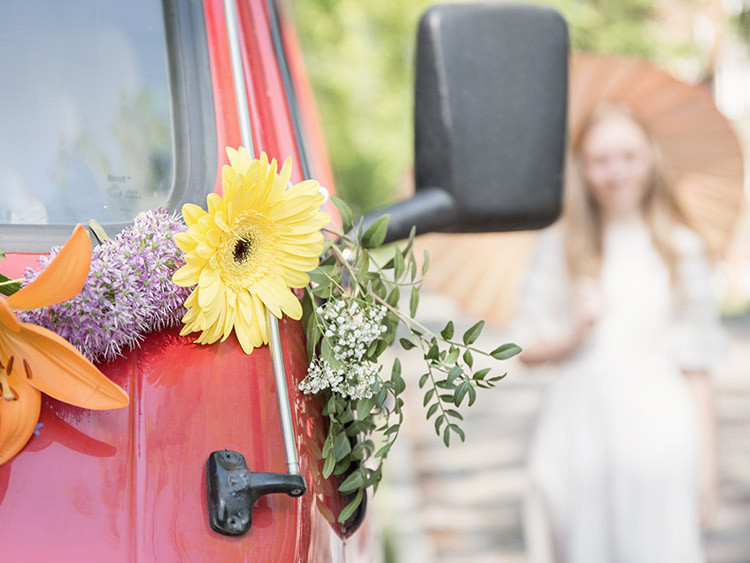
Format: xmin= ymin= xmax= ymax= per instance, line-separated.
xmin=0 ymin=225 xmax=129 ymax=465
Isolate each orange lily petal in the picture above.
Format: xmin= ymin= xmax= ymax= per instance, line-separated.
xmin=2 ymin=323 xmax=129 ymax=410
xmin=0 ymin=373 xmax=42 ymax=465
xmin=0 ymin=298 xmax=20 ymax=333
xmin=6 ymin=224 xmax=92 ymax=311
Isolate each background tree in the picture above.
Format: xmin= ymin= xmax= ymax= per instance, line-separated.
xmin=291 ymin=0 xmax=669 ymax=213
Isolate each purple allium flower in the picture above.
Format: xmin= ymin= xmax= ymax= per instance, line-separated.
xmin=19 ymin=208 xmax=192 ymax=363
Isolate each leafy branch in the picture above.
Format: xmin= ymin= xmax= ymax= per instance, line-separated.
xmin=299 ymin=196 xmax=521 ymax=523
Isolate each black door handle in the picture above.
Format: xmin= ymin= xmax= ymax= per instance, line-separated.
xmin=206 ymin=449 xmax=306 ymax=536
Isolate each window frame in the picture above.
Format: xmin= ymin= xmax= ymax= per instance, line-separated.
xmin=0 ymin=0 xmax=217 ymax=252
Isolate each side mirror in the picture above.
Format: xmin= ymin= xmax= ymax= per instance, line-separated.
xmin=364 ymin=3 xmax=569 ymax=242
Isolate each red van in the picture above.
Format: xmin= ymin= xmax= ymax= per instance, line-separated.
xmin=0 ymin=1 xmax=567 ymax=560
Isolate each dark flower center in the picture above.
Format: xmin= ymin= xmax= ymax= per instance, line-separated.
xmin=233 ymin=237 xmax=253 ymax=263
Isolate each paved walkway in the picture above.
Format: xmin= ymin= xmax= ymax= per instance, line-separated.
xmin=379 ymin=292 xmax=750 ymax=563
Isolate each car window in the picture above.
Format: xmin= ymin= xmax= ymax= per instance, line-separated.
xmin=0 ymin=0 xmax=173 ymax=225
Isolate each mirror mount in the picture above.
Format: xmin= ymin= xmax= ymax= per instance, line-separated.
xmin=360 ymin=186 xmax=456 ymax=244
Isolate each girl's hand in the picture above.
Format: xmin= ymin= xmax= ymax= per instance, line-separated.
xmin=573 ymin=277 xmax=603 ymax=336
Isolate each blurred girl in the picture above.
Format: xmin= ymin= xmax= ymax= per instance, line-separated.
xmin=516 ymin=104 xmax=723 ymax=563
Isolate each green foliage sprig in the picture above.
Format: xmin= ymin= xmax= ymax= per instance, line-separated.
xmin=299 ymin=197 xmax=521 ymax=522
xmin=0 ymin=252 xmax=23 ymax=297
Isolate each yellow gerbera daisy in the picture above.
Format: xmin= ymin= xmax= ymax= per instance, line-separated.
xmin=172 ymin=148 xmax=330 ymax=354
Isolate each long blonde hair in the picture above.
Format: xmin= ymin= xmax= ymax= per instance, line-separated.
xmin=562 ymin=104 xmax=692 ymax=282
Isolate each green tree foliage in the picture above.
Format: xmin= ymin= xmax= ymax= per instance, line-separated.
xmin=291 ymin=0 xmax=661 ymax=213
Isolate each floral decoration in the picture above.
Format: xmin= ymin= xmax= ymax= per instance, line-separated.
xmin=296 ymin=195 xmax=522 ymax=522
xmin=0 ymin=225 xmax=129 ymax=465
xmin=170 ymin=147 xmax=522 ymax=523
xmin=0 ymin=146 xmax=522 ymax=519
xmin=173 ymin=148 xmax=329 ymax=354
xmin=19 ymin=209 xmax=190 ymax=363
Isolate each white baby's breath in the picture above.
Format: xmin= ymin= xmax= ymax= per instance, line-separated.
xmin=299 ymin=298 xmax=386 ymax=400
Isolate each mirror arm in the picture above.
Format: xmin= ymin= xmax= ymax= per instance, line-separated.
xmin=359 ymin=186 xmax=457 ymax=244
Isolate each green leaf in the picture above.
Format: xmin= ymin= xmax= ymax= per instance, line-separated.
xmin=399 ymin=337 xmax=416 ymax=350
xmin=331 ymin=194 xmax=354 ymax=233
xmin=446 ymin=347 xmax=460 ymax=365
xmin=375 ymin=442 xmax=393 ymax=459
xmin=467 ymin=384 xmax=477 ymax=406
xmin=463 ymin=350 xmax=474 ymax=368
xmin=449 ymin=424 xmax=466 ymax=442
xmin=445 ymin=409 xmax=464 ymax=421
xmin=423 ymin=388 xmax=435 ymax=406
xmin=422 ymin=250 xmax=430 ymax=276
xmin=322 ymin=454 xmax=336 ymax=479
xmin=322 ymin=431 xmax=334 ymax=458
xmin=350 ymin=442 xmax=368 ymax=461
xmin=425 ymin=342 xmax=439 ymax=361
xmin=418 ymin=373 xmax=429 ymax=388
xmin=338 ymin=469 xmax=365 ymax=494
xmin=322 ymin=394 xmax=338 ymax=416
xmin=338 ymin=488 xmax=363 ymax=522
xmin=391 ymin=357 xmax=401 ymax=378
xmin=0 ymin=273 xmax=21 ymax=297
xmin=393 ymin=246 xmax=405 ymax=280
xmin=434 ymin=415 xmax=446 ymax=436
xmin=333 ymin=458 xmax=352 ymax=476
xmin=409 ymin=286 xmax=419 ymax=318
xmin=462 ymin=320 xmax=485 ymax=345
xmin=333 ymin=431 xmax=352 ymax=461
xmin=308 ymin=265 xmax=337 ymax=286
xmin=356 ymin=252 xmax=370 ymax=277
xmin=370 ymin=278 xmax=387 ymax=299
xmin=440 ymin=321 xmax=454 ymax=340
xmin=426 ymin=403 xmax=439 ymax=419
xmin=409 ymin=255 xmax=417 ymax=281
xmin=473 ymin=367 xmax=491 ymax=380
xmin=488 ymin=372 xmax=508 ymax=382
xmin=443 ymin=427 xmax=451 ymax=447
xmin=311 ymin=283 xmax=333 ymax=299
xmin=454 ymin=382 xmax=469 ymax=407
xmin=356 ymin=397 xmax=375 ymax=420
xmin=375 ymin=387 xmax=388 ymax=407
xmin=386 ymin=287 xmax=400 ymax=307
xmin=338 ymin=407 xmax=354 ymax=424
xmin=490 ymin=343 xmax=523 ymax=360
xmin=361 ymin=215 xmax=390 ymax=249
xmin=366 ymin=339 xmax=387 ymax=360
xmin=391 ymin=359 xmax=406 ymax=394
xmin=447 ymin=365 xmax=462 ymax=384
xmin=403 ymin=225 xmax=417 ymax=256
xmin=384 ymin=424 xmax=400 ymax=436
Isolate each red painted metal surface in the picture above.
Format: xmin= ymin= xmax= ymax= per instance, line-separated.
xmin=0 ymin=0 xmax=360 ymax=560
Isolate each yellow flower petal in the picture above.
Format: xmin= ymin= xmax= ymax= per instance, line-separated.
xmin=174 ymin=232 xmax=198 ymax=253
xmin=172 ymin=264 xmax=201 ymax=287
xmin=182 ymin=203 xmax=206 ymax=227
xmin=6 ymin=224 xmax=91 ymax=311
xmin=251 ymin=294 xmax=268 ymax=344
xmin=2 ymin=323 xmax=129 ymax=410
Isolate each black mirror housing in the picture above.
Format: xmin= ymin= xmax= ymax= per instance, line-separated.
xmin=415 ymin=2 xmax=568 ymax=233
xmin=363 ymin=3 xmax=569 ymax=242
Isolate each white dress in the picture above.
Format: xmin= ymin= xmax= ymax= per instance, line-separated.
xmin=515 ymin=221 xmax=724 ymax=563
